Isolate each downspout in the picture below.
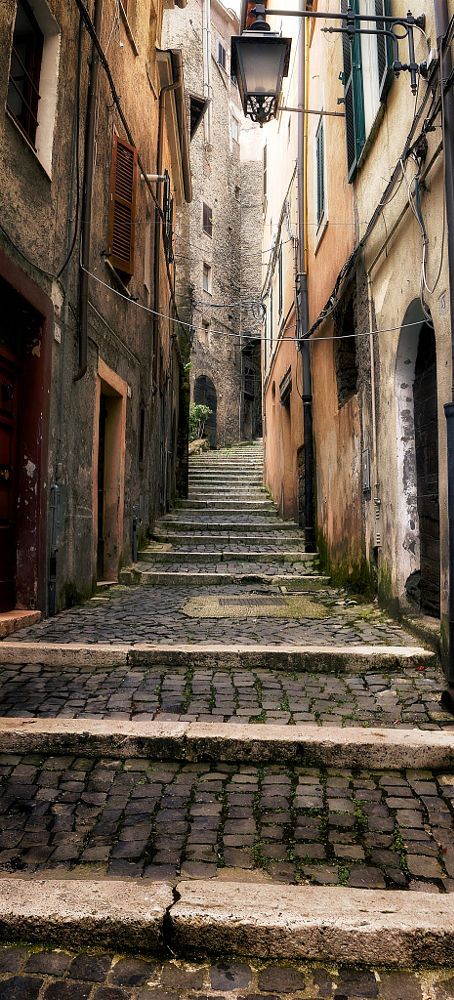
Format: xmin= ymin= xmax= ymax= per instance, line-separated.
xmin=153 ymin=67 xmax=182 ymax=389
xmin=74 ymin=0 xmax=102 ymax=381
xmin=435 ymin=1 xmax=454 ymax=709
xmin=297 ymin=1 xmax=316 ymax=551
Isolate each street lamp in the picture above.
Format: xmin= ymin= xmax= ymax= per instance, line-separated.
xmin=231 ymin=28 xmax=291 ymax=126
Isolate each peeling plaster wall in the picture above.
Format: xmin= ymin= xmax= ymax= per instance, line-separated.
xmin=0 ymin=0 xmax=185 ymax=612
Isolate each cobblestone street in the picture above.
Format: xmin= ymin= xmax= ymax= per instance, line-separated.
xmin=0 ymin=945 xmax=453 ymax=1000
xmin=0 ymin=444 xmax=453 ymax=993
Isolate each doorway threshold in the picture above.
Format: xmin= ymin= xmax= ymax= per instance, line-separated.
xmin=0 ymin=610 xmax=41 ymax=640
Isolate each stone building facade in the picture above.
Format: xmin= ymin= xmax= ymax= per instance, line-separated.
xmin=0 ymin=0 xmax=191 ymax=622
xmin=163 ymin=0 xmax=262 ymax=448
xmin=259 ymin=0 xmax=454 ymax=656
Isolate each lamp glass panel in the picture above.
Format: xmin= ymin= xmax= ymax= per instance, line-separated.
xmin=238 ymin=40 xmax=287 ymax=95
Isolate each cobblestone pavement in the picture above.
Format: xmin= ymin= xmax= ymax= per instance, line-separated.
xmin=0 ymin=945 xmax=453 ymax=1000
xmin=0 ymin=662 xmax=450 ymax=728
xmin=1 ymin=756 xmax=453 ymax=891
xmin=7 ymin=585 xmax=421 ymax=647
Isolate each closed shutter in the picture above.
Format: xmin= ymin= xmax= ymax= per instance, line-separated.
xmin=341 ymin=0 xmax=365 ymax=182
xmin=108 ymin=133 xmax=138 ymax=277
xmin=376 ymin=0 xmax=393 ymax=101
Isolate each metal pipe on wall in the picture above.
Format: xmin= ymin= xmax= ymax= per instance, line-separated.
xmin=435 ymin=0 xmax=454 ymax=708
xmin=74 ymin=0 xmax=103 ymax=382
xmin=297 ymin=0 xmax=316 ymax=551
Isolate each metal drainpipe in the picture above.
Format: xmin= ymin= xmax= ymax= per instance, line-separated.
xmin=74 ymin=0 xmax=102 ymax=382
xmin=435 ymin=0 xmax=454 ymax=709
xmin=297 ymin=2 xmax=316 ymax=551
xmin=153 ymin=71 xmax=182 ymax=391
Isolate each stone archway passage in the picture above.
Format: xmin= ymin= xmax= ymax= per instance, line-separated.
xmin=194 ymin=375 xmax=217 ymax=448
xmin=413 ymin=323 xmax=440 ymax=617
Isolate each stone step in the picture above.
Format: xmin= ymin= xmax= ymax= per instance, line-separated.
xmin=0 ymin=877 xmax=452 ymax=965
xmin=120 ymin=568 xmax=328 ymax=588
xmin=0 ymin=640 xmax=436 ymax=673
xmin=175 ymin=500 xmax=277 ymax=511
xmin=153 ymin=532 xmax=306 ymax=546
xmin=187 ymin=494 xmax=269 ymax=502
xmin=160 ymin=519 xmax=301 ymax=532
xmin=0 ymin=718 xmax=451 ymax=769
xmin=138 ymin=549 xmax=319 ymax=565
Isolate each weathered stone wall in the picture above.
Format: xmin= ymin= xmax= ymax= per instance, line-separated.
xmin=163 ymin=0 xmax=263 ymax=447
xmin=0 ymin=0 xmax=186 ymax=614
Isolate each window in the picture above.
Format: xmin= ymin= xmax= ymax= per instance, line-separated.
xmin=218 ymin=42 xmax=226 ymax=69
xmin=278 ymin=244 xmax=283 ymax=316
xmin=7 ymin=0 xmax=43 ymax=148
xmin=263 ymin=144 xmax=267 ymax=200
xmin=203 ymin=202 xmax=213 ymax=237
xmin=203 ymin=262 xmax=212 ymax=294
xmin=6 ymin=0 xmax=60 ymax=173
xmin=108 ymin=133 xmax=138 ymax=279
xmin=269 ymin=288 xmax=274 ymax=355
xmin=315 ymin=117 xmax=325 ymax=227
xmin=230 ymin=114 xmax=240 ymax=143
xmin=341 ymin=0 xmax=392 ymax=180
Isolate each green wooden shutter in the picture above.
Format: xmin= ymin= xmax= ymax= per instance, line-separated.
xmin=316 ymin=118 xmax=325 ymax=226
xmin=341 ymin=0 xmax=365 ymax=182
xmin=376 ymin=0 xmax=393 ymax=101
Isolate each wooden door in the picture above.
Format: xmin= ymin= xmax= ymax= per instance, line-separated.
xmin=0 ymin=345 xmax=19 ymax=610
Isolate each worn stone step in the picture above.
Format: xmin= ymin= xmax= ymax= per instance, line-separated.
xmin=1 ymin=877 xmax=452 ymax=965
xmin=1 ymin=877 xmax=453 ymax=966
xmin=138 ymin=550 xmax=318 ymax=565
xmin=0 ymin=641 xmax=434 ymax=673
xmin=120 ymin=568 xmax=328 ymax=588
xmin=161 ymin=518 xmax=300 ymax=531
xmin=175 ymin=500 xmax=276 ymax=511
xmin=0 ymin=718 xmax=452 ymax=768
xmin=187 ymin=493 xmax=268 ymax=502
xmin=152 ymin=532 xmax=306 ymax=546
xmin=170 ymin=881 xmax=454 ymax=966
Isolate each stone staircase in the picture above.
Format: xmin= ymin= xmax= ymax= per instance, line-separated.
xmin=122 ymin=441 xmax=329 ymax=588
xmin=0 ymin=443 xmax=453 ymax=989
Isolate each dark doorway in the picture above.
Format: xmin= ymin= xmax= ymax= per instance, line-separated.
xmin=0 ymin=344 xmax=20 ymax=610
xmin=194 ymin=375 xmax=217 ymax=448
xmin=413 ymin=323 xmax=440 ymax=617
xmin=97 ymin=395 xmax=108 ymax=580
xmin=0 ymin=274 xmax=46 ymax=612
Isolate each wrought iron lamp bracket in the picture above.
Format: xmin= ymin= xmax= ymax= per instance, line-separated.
xmin=250 ymin=5 xmax=426 ymax=95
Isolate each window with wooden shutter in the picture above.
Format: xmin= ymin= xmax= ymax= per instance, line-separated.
xmin=375 ymin=0 xmax=393 ymax=101
xmin=108 ymin=133 xmax=138 ymax=278
xmin=341 ymin=0 xmax=365 ymax=182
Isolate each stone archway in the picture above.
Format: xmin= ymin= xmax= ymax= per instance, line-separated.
xmin=194 ymin=375 xmax=217 ymax=448
xmin=395 ymin=300 xmax=440 ymax=616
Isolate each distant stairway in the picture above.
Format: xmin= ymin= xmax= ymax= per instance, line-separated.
xmin=122 ymin=441 xmax=328 ymax=589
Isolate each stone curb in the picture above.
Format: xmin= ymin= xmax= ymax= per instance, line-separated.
xmin=120 ymin=570 xmax=332 ymax=588
xmin=2 ymin=877 xmax=453 ymax=966
xmin=137 ymin=551 xmax=317 ymax=564
xmin=0 ymin=641 xmax=435 ymax=672
xmin=0 ymin=877 xmax=172 ymax=953
xmin=170 ymin=881 xmax=454 ymax=966
xmin=0 ymin=718 xmax=452 ymax=768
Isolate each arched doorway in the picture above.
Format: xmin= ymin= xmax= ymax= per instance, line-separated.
xmin=395 ymin=300 xmax=440 ymax=617
xmin=194 ymin=375 xmax=217 ymax=448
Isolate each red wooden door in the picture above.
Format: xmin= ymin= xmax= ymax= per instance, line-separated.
xmin=0 ymin=345 xmax=19 ymax=610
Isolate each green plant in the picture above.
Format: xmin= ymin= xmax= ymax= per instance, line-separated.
xmin=189 ymin=402 xmax=212 ymax=442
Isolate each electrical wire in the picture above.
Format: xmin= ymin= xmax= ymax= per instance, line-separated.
xmin=81 ymin=262 xmax=437 ymax=347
